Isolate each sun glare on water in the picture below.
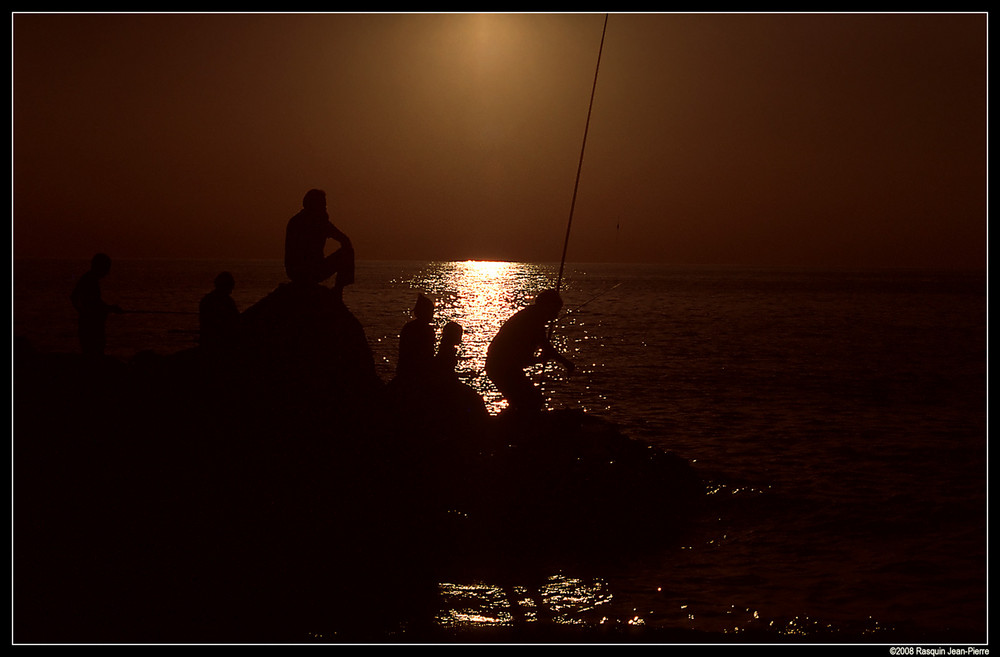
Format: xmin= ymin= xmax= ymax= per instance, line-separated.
xmin=405 ymin=260 xmax=557 ymax=414
xmin=435 ymin=575 xmax=612 ymax=628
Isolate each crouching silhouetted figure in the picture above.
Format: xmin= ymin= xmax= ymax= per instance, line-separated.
xmin=486 ymin=289 xmax=574 ymax=414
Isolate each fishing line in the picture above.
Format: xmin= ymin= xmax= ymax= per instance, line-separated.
xmin=124 ymin=310 xmax=198 ymax=315
xmin=565 ymin=281 xmax=622 ymax=315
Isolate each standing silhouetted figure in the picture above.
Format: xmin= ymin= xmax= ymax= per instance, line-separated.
xmin=284 ymin=188 xmax=355 ymax=297
xmin=70 ymin=253 xmax=123 ymax=357
xmin=199 ymin=271 xmax=240 ymax=353
xmin=396 ymin=294 xmax=435 ymax=380
xmin=486 ymin=289 xmax=575 ymax=414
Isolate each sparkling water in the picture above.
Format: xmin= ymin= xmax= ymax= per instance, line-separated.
xmin=12 ymin=258 xmax=988 ymax=639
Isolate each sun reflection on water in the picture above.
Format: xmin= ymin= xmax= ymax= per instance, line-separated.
xmin=435 ymin=575 xmax=612 ymax=628
xmin=404 ymin=260 xmax=559 ymax=414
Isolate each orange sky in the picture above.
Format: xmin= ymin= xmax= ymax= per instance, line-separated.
xmin=12 ymin=12 xmax=987 ymax=268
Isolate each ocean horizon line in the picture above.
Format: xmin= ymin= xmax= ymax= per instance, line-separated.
xmin=10 ymin=256 xmax=988 ymax=274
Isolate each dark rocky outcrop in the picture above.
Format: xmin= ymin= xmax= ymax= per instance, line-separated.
xmin=13 ymin=284 xmax=705 ymax=643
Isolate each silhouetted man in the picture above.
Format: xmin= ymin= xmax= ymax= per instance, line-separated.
xmin=70 ymin=253 xmax=124 ymax=357
xmin=486 ymin=289 xmax=575 ymax=413
xmin=396 ymin=293 xmax=435 ymax=380
xmin=284 ymin=188 xmax=355 ymax=295
xmin=199 ymin=271 xmax=240 ymax=353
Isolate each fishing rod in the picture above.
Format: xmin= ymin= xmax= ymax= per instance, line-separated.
xmin=555 ymin=12 xmax=609 ymax=296
xmin=547 ymin=12 xmax=608 ymax=341
xmin=539 ymin=14 xmax=609 ymax=399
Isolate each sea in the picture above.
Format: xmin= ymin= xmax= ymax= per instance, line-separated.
xmin=12 ymin=258 xmax=989 ymax=643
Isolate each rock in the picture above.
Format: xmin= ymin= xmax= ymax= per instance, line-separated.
xmin=238 ymin=281 xmax=382 ymax=399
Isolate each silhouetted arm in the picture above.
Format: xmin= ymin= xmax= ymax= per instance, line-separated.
xmin=71 ymin=275 xmax=123 ymax=315
xmin=540 ymin=340 xmax=575 ymax=374
xmin=325 ymin=220 xmax=352 ymax=249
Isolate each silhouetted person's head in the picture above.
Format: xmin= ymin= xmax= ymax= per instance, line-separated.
xmin=441 ymin=321 xmax=463 ymax=347
xmin=302 ymin=188 xmax=327 ymax=211
xmin=214 ymin=271 xmax=235 ymax=294
xmin=90 ymin=253 xmax=112 ymax=278
xmin=534 ymin=289 xmax=563 ymax=320
xmin=414 ymin=293 xmax=434 ymax=323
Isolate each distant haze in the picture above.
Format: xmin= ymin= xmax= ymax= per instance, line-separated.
xmin=12 ymin=12 xmax=987 ymax=268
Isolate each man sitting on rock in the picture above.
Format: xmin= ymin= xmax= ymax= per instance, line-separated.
xmin=284 ymin=188 xmax=355 ymax=297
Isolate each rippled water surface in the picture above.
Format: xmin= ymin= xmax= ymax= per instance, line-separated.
xmin=13 ymin=258 xmax=988 ymax=641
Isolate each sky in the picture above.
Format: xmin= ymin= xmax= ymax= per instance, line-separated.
xmin=12 ymin=12 xmax=988 ymax=268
